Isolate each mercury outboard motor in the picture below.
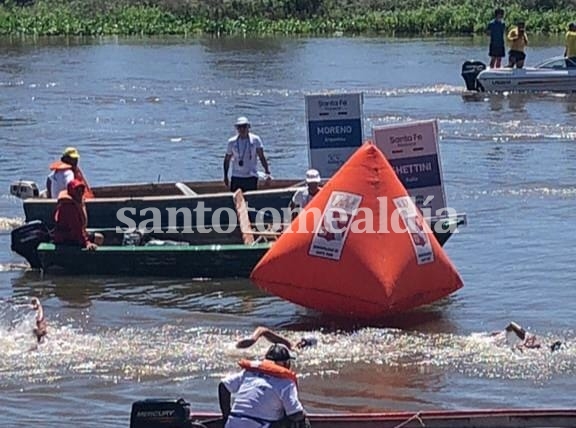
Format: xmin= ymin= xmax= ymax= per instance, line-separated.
xmin=130 ymin=398 xmax=202 ymax=428
xmin=461 ymin=60 xmax=487 ymax=91
xmin=10 ymin=220 xmax=51 ymax=269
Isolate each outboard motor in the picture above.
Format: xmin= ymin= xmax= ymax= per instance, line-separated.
xmin=130 ymin=398 xmax=195 ymax=428
xmin=10 ymin=220 xmax=51 ymax=269
xmin=10 ymin=180 xmax=40 ymax=199
xmin=461 ymin=60 xmax=487 ymax=91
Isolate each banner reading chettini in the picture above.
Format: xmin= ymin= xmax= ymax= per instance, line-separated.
xmin=372 ymin=119 xmax=447 ymax=217
xmin=305 ymin=93 xmax=364 ymax=177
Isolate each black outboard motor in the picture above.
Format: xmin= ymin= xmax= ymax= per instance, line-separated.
xmin=10 ymin=220 xmax=51 ymax=269
xmin=461 ymin=60 xmax=487 ymax=91
xmin=130 ymin=398 xmax=196 ymax=428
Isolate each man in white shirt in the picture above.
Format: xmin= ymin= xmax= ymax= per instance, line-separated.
xmin=223 ymin=116 xmax=271 ymax=192
xmin=218 ymin=344 xmax=308 ymax=428
xmin=289 ymin=169 xmax=322 ymax=220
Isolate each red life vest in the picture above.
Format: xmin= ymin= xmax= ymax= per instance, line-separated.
xmin=53 ymin=190 xmax=89 ymax=247
xmin=49 ymin=161 xmax=95 ymax=199
xmin=238 ymin=359 xmax=298 ymax=384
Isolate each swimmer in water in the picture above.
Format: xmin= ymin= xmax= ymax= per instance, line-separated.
xmin=30 ymin=297 xmax=47 ymax=343
xmin=491 ymin=321 xmax=563 ymax=353
xmin=235 ymin=326 xmax=317 ymax=351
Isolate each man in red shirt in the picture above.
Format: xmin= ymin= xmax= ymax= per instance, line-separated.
xmin=53 ymin=179 xmax=102 ymax=250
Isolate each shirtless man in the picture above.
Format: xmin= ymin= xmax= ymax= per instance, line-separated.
xmin=30 ymin=297 xmax=47 ymax=343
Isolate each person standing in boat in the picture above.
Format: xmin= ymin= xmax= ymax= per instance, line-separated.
xmin=289 ymin=169 xmax=322 ymax=220
xmin=486 ymin=8 xmax=506 ymax=68
xmin=53 ymin=179 xmax=102 ymax=250
xmin=565 ymin=22 xmax=576 ymax=68
xmin=507 ymin=21 xmax=528 ymax=69
xmin=219 ymin=343 xmax=309 ymax=428
xmin=46 ymin=147 xmax=94 ymax=199
xmin=223 ymin=116 xmax=271 ymax=192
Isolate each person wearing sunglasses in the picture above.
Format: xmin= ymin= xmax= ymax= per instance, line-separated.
xmin=224 ymin=116 xmax=271 ymax=192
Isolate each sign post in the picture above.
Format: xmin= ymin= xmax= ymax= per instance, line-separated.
xmin=305 ymin=93 xmax=363 ymax=177
xmin=372 ymin=120 xmax=447 ymax=218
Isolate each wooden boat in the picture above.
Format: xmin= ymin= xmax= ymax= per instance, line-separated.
xmin=11 ymin=191 xmax=281 ymax=277
xmin=10 ymin=178 xmax=302 ymax=230
xmin=191 ymin=409 xmax=576 ymax=428
xmin=9 ymin=178 xmax=466 ymax=250
xmin=129 ymin=398 xmax=576 ymax=428
xmin=35 ymin=241 xmax=272 ymax=278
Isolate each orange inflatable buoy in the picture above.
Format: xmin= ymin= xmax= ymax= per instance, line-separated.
xmin=250 ymin=143 xmax=463 ymax=319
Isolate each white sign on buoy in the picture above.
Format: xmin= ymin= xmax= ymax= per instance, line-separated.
xmin=305 ymin=93 xmax=364 ymax=177
xmin=372 ymin=119 xmax=447 ymax=218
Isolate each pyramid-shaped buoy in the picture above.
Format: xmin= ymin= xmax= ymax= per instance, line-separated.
xmin=250 ymin=143 xmax=463 ymax=319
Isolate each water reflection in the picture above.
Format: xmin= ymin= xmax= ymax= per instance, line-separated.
xmin=201 ymin=37 xmax=302 ymax=83
xmin=10 ymin=272 xmax=267 ymax=311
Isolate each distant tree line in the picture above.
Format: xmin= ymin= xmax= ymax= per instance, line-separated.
xmin=1 ymin=0 xmax=575 ymax=35
xmin=2 ymin=0 xmax=576 ymax=19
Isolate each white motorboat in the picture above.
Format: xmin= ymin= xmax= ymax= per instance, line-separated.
xmin=461 ymin=56 xmax=576 ymax=93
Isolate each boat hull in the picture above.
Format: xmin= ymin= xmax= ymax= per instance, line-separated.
xmin=37 ymin=242 xmax=271 ymax=278
xmin=130 ymin=398 xmax=576 ymax=428
xmin=22 ymin=181 xmax=299 ymax=230
xmin=477 ymin=70 xmax=576 ymax=93
xmin=191 ymin=409 xmax=576 ymax=428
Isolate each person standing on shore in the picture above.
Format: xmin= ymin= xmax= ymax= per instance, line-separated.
xmin=223 ymin=116 xmax=271 ymax=192
xmin=507 ymin=21 xmax=529 ymax=69
xmin=565 ymin=22 xmax=576 ymax=68
xmin=486 ymin=8 xmax=506 ymax=68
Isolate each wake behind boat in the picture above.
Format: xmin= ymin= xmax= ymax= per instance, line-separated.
xmin=461 ymin=56 xmax=576 ymax=93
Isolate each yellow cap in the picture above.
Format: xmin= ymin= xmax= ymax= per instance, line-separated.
xmin=62 ymin=147 xmax=80 ymax=159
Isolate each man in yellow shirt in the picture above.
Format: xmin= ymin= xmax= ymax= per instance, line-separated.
xmin=565 ymin=22 xmax=576 ymax=68
xmin=507 ymin=21 xmax=528 ymax=68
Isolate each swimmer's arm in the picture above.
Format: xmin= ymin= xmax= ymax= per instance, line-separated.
xmin=254 ymin=327 xmax=294 ymax=349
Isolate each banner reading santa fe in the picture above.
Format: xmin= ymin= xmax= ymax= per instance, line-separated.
xmin=372 ymin=119 xmax=447 ymax=218
xmin=250 ymin=143 xmax=463 ymax=320
xmin=306 ymin=92 xmax=363 ymax=177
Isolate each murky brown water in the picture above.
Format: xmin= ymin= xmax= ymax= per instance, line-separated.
xmin=1 ymin=35 xmax=576 ymax=427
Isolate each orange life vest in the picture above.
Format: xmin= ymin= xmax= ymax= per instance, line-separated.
xmin=238 ymin=359 xmax=298 ymax=384
xmin=49 ymin=161 xmax=94 ymax=199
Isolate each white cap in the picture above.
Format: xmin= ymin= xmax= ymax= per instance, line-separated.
xmin=305 ymin=169 xmax=321 ymax=183
xmin=235 ymin=116 xmax=250 ymax=126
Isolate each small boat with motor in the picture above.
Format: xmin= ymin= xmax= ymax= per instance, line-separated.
xmin=461 ymin=56 xmax=576 ymax=93
xmin=9 ymin=190 xmax=279 ymax=277
xmin=129 ymin=397 xmax=576 ymax=428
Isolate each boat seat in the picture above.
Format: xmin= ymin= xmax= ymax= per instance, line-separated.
xmin=175 ymin=182 xmax=198 ymax=196
xmin=233 ymin=189 xmax=281 ymax=245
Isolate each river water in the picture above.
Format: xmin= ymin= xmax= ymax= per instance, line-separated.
xmin=1 ymin=35 xmax=576 ymax=427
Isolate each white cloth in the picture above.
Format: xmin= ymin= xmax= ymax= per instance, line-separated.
xmin=226 ymin=133 xmax=263 ymax=178
xmin=222 ymin=370 xmax=303 ymax=428
xmin=291 ymin=187 xmax=317 ymax=209
xmin=48 ymin=169 xmax=74 ymax=198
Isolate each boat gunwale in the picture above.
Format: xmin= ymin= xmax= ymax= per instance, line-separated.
xmin=37 ymin=242 xmax=272 ymax=252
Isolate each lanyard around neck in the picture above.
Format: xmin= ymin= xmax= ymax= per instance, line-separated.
xmin=236 ymin=136 xmax=252 ymax=161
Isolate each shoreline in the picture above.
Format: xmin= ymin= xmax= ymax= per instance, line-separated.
xmin=1 ymin=0 xmax=575 ymax=37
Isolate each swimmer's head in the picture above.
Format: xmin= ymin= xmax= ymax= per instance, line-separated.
xmin=550 ymin=341 xmax=563 ymax=352
xmin=30 ymin=297 xmax=40 ymax=309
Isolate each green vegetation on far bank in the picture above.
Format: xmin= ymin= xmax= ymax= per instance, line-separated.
xmin=1 ymin=0 xmax=576 ymax=36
